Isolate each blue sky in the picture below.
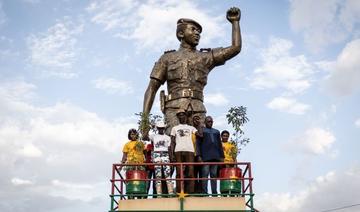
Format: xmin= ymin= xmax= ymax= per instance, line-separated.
xmin=0 ymin=0 xmax=360 ymax=211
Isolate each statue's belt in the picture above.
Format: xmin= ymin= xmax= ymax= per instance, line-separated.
xmin=166 ymin=89 xmax=203 ymax=102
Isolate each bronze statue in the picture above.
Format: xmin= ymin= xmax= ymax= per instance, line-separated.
xmin=143 ymin=7 xmax=242 ymax=136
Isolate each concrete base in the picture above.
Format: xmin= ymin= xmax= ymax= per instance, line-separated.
xmin=117 ymin=197 xmax=245 ymax=211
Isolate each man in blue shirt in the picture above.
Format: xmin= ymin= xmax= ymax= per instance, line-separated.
xmin=196 ymin=116 xmax=224 ymax=195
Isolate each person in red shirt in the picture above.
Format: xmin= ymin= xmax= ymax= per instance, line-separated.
xmin=144 ymin=139 xmax=156 ymax=198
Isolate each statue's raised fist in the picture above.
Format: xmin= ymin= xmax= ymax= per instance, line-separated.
xmin=226 ymin=7 xmax=241 ymax=23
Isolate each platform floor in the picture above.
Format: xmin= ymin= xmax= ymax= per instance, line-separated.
xmin=117 ymin=196 xmax=246 ymax=211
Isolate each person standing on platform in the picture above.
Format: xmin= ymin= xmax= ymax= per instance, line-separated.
xmin=196 ymin=116 xmax=224 ymax=195
xmin=192 ymin=115 xmax=203 ymax=194
xmin=150 ymin=121 xmax=174 ymax=197
xmin=221 ymin=130 xmax=238 ymax=167
xmin=121 ymin=129 xmax=145 ymax=166
xmin=121 ymin=129 xmax=145 ymax=199
xmin=170 ymin=109 xmax=197 ymax=194
xmin=144 ymin=139 xmax=156 ymax=198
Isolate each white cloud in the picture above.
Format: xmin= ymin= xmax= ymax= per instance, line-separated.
xmin=212 ymin=114 xmax=228 ymax=129
xmin=257 ymin=167 xmax=360 ymax=212
xmin=267 ymin=96 xmax=310 ymax=115
xmin=86 ymin=0 xmax=139 ymax=31
xmin=250 ymin=37 xmax=314 ymax=94
xmin=50 ymin=180 xmax=101 ymax=202
xmin=257 ymin=192 xmax=304 ymax=212
xmin=355 ymin=118 xmax=360 ymax=128
xmin=0 ymin=79 xmax=135 ymax=155
xmin=27 ymin=17 xmax=83 ymax=78
xmin=290 ymin=0 xmax=360 ymax=52
xmin=0 ymin=81 xmax=128 ymax=153
xmin=11 ymin=177 xmax=34 ymax=186
xmin=0 ymin=102 xmax=132 ymax=151
xmin=324 ymin=39 xmax=360 ymax=96
xmin=87 ymin=0 xmax=224 ymax=51
xmin=287 ymin=127 xmax=335 ymax=155
xmin=17 ymin=143 xmax=43 ymax=157
xmin=0 ymin=80 xmax=37 ymax=101
xmin=0 ymin=80 xmax=135 ymax=210
xmin=0 ymin=80 xmax=38 ymax=121
xmin=92 ymin=77 xmax=134 ymax=95
xmin=205 ymin=92 xmax=229 ymax=107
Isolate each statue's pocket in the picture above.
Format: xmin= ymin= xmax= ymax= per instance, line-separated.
xmin=167 ymin=62 xmax=182 ymax=80
xmin=194 ymin=65 xmax=208 ymax=84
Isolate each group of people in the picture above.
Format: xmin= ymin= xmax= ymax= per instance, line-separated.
xmin=121 ymin=109 xmax=238 ymax=197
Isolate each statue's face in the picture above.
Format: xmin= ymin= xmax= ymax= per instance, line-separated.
xmin=182 ymin=23 xmax=201 ymax=47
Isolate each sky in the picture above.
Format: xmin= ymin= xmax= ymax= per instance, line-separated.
xmin=0 ymin=0 xmax=359 ymax=211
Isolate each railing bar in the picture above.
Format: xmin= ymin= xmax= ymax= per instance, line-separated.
xmin=112 ymin=176 xmax=251 ymax=181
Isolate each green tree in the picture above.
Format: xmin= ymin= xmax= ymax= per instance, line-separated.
xmin=135 ymin=112 xmax=162 ymax=140
xmin=226 ymin=106 xmax=250 ymax=158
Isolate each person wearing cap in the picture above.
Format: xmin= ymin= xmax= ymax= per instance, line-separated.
xmin=142 ymin=7 xmax=242 ymax=136
xmin=150 ymin=121 xmax=174 ymax=197
xmin=170 ymin=110 xmax=198 ymax=194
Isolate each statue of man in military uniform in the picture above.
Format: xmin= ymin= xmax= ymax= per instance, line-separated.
xmin=143 ymin=7 xmax=242 ymax=136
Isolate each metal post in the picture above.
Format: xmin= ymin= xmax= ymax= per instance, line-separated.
xmin=248 ymin=163 xmax=254 ymax=210
xmin=110 ymin=164 xmax=115 ymax=210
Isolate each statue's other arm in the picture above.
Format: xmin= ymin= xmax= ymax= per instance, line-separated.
xmin=141 ymin=78 xmax=161 ymax=138
xmin=213 ymin=7 xmax=242 ymax=63
xmin=143 ymin=78 xmax=161 ymax=115
xmin=142 ymin=58 xmax=166 ymax=138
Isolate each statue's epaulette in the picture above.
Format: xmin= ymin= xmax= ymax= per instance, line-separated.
xmin=164 ymin=49 xmax=176 ymax=54
xmin=200 ymin=48 xmax=211 ymax=52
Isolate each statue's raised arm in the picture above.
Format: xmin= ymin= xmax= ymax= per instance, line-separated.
xmin=142 ymin=7 xmax=242 ymax=136
xmin=213 ymin=7 xmax=242 ymax=63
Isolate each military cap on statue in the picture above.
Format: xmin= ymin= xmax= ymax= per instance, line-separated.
xmin=176 ymin=18 xmax=202 ymax=35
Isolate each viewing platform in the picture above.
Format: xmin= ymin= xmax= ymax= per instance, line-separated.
xmin=109 ymin=162 xmax=257 ymax=212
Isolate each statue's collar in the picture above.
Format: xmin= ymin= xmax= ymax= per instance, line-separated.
xmin=179 ymin=43 xmax=196 ymax=52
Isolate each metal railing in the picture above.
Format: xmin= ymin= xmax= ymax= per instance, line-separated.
xmin=109 ymin=161 xmax=256 ymax=212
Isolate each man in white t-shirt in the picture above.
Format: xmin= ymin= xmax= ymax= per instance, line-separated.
xmin=170 ymin=109 xmax=197 ymax=194
xmin=150 ymin=121 xmax=174 ymax=196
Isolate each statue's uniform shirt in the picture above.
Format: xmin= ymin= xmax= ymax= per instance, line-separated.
xmin=150 ymin=46 xmax=227 ymax=112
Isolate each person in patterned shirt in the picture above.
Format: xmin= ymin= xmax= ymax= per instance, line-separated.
xmin=150 ymin=121 xmax=174 ymax=196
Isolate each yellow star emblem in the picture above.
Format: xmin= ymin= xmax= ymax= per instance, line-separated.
xmin=177 ymin=191 xmax=189 ymax=199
